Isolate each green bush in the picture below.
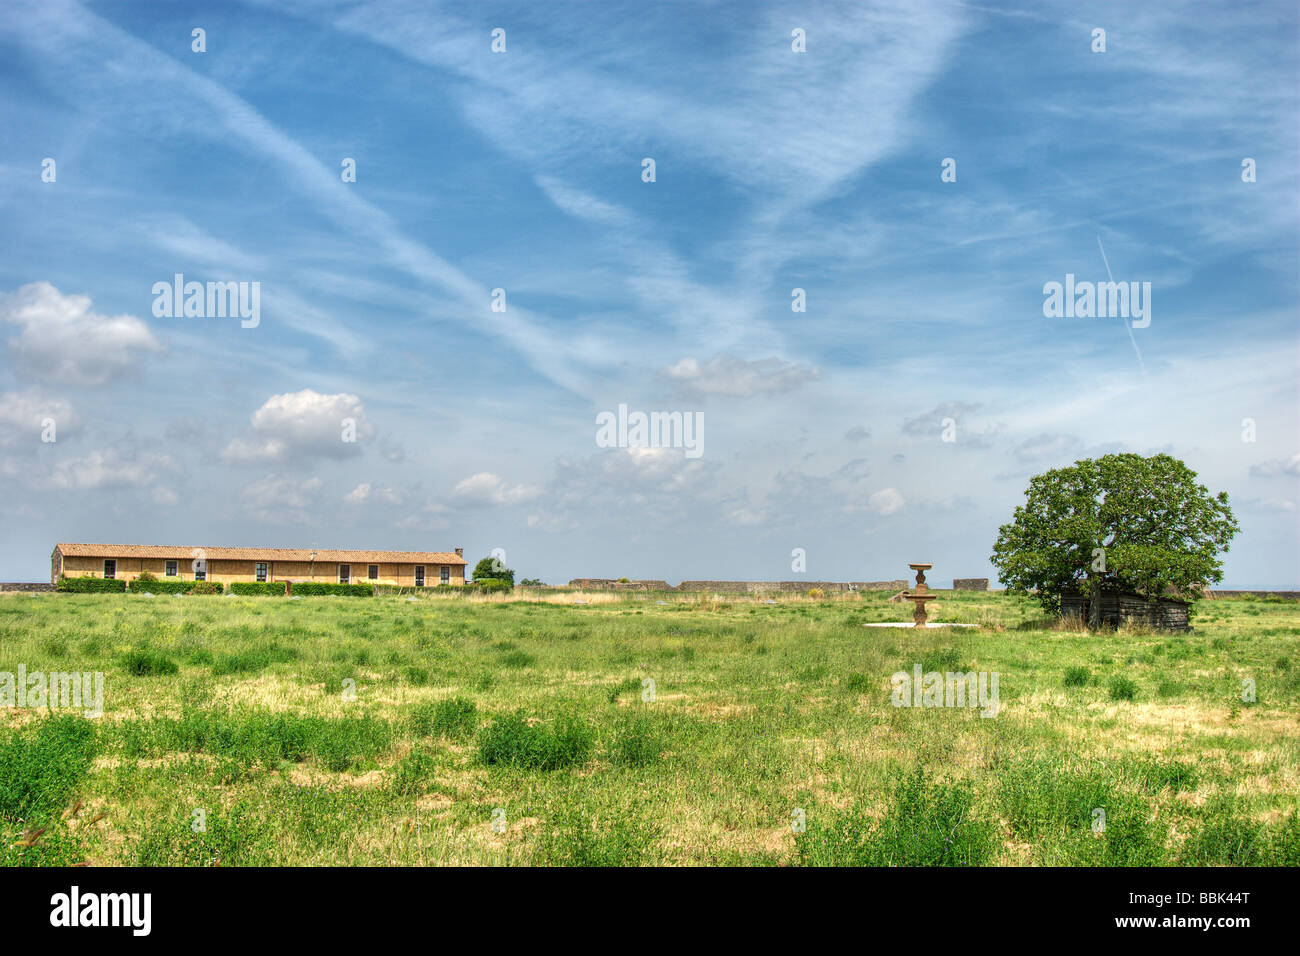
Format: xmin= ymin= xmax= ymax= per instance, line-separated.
xmin=533 ymin=796 xmax=659 ymax=866
xmin=408 ymin=698 xmax=478 ymax=740
xmin=608 ymin=712 xmax=663 ymax=767
xmin=1064 ymin=666 xmax=1090 ymax=687
xmin=127 ymin=579 xmax=224 ymax=595
xmin=116 ymin=710 xmax=392 ymax=773
xmin=289 ymin=582 xmax=374 ymax=597
xmin=390 ymin=750 xmax=440 ymax=796
xmin=996 ymin=757 xmax=1167 ymax=865
xmin=477 ymin=712 xmax=593 ymax=771
xmin=0 ymin=717 xmax=98 ymax=824
xmin=1108 ymin=675 xmax=1139 ymax=701
xmin=797 ymin=766 xmax=996 ymax=866
xmin=229 ymin=581 xmax=287 ymax=596
xmin=121 ymin=649 xmax=180 ymax=676
xmin=56 ymin=575 xmax=125 ymax=593
xmin=135 ymin=803 xmax=273 ymax=866
xmin=1180 ymin=795 xmax=1300 ymax=866
xmin=210 ymin=645 xmax=298 ymax=676
xmin=469 ymin=579 xmax=512 ymax=594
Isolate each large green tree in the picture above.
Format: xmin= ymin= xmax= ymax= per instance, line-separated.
xmin=471 ymin=555 xmax=515 ymax=586
xmin=990 ymin=454 xmax=1238 ymax=625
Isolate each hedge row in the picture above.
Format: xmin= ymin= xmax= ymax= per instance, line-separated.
xmin=228 ymin=581 xmax=287 ymax=596
xmin=467 ymin=579 xmax=512 ymax=593
xmin=128 ymin=580 xmax=224 ymax=595
xmin=57 ymin=576 xmax=126 ymax=593
xmin=289 ymin=582 xmax=374 ymax=597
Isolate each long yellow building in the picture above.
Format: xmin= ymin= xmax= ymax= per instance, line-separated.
xmin=52 ymin=543 xmax=468 ymax=588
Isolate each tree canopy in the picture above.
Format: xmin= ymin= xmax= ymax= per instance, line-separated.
xmin=990 ymin=454 xmax=1238 ymax=619
xmin=472 ymin=556 xmax=515 ymax=586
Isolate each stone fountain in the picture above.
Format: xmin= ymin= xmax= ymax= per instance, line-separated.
xmin=905 ymin=562 xmax=936 ymax=628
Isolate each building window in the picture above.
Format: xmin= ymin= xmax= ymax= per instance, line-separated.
xmin=195 ymin=564 xmax=206 ymax=581
xmin=441 ymin=566 xmax=450 ymax=584
xmin=165 ymin=560 xmax=178 ymax=577
xmin=256 ymin=562 xmax=268 ymax=583
xmin=104 ymin=559 xmax=116 ymax=579
xmin=368 ymin=565 xmax=378 ymax=580
xmin=339 ymin=564 xmax=350 ymax=584
xmin=414 ymin=566 xmax=425 ymax=587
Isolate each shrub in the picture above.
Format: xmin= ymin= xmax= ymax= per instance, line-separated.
xmin=121 ymin=649 xmax=180 ymax=677
xmin=842 ymin=672 xmax=873 ymax=693
xmin=289 ymin=582 xmax=374 ymax=597
xmin=127 ymin=579 xmax=224 ymax=595
xmin=499 ymin=649 xmax=536 ymax=668
xmin=533 ymin=796 xmax=659 ymax=866
xmin=116 ymin=710 xmax=392 ymax=773
xmin=520 ymin=578 xmax=545 ymax=587
xmin=56 ymin=575 xmax=125 ymax=593
xmin=1180 ymin=795 xmax=1299 ymax=866
xmin=390 ymin=750 xmax=439 ymax=796
xmin=477 ymin=712 xmax=593 ymax=771
xmin=1108 ymin=675 xmax=1139 ymax=701
xmin=408 ymin=698 xmax=477 ymax=740
xmin=135 ymin=803 xmax=273 ymax=866
xmin=230 ymin=581 xmax=287 ymax=596
xmin=210 ymin=645 xmax=298 ymax=675
xmin=608 ymin=713 xmax=662 ymax=767
xmin=808 ymin=588 xmax=825 ymax=599
xmin=1064 ymin=666 xmax=1090 ymax=687
xmin=472 ymin=556 xmax=515 ymax=586
xmin=797 ymin=766 xmax=996 ymax=866
xmin=996 ymin=757 xmax=1168 ymax=865
xmin=135 ymin=571 xmax=158 ymax=582
xmin=0 ymin=717 xmax=98 ymax=823
xmin=469 ymin=579 xmax=512 ymax=594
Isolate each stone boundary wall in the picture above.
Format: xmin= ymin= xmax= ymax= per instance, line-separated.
xmin=0 ymin=582 xmax=56 ymax=592
xmin=676 ymin=580 xmax=906 ymax=593
xmin=952 ymin=578 xmax=989 ymax=590
xmin=568 ymin=579 xmax=906 ymax=593
xmin=1205 ymin=590 xmax=1300 ymax=600
xmin=567 ymin=579 xmax=673 ymax=591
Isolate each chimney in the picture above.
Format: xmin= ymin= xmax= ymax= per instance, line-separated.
xmin=454 ymin=547 xmax=463 ymax=557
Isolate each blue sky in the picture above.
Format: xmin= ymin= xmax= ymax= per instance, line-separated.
xmin=0 ymin=0 xmax=1296 ymax=586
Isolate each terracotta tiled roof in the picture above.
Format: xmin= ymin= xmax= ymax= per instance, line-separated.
xmin=54 ymin=543 xmax=467 ymax=564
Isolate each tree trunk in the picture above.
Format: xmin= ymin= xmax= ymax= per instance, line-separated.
xmin=1087 ymin=570 xmax=1102 ymax=629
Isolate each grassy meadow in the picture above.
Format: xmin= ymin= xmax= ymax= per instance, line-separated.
xmin=1 ymin=587 xmax=1298 ymax=866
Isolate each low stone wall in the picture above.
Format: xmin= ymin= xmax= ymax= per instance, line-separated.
xmin=952 ymin=578 xmax=989 ymax=591
xmin=1205 ymin=590 xmax=1300 ymax=600
xmin=676 ymin=580 xmax=906 ymax=593
xmin=568 ymin=579 xmax=907 ymax=593
xmin=567 ymin=579 xmax=673 ymax=591
xmin=0 ymin=582 xmax=56 ymax=592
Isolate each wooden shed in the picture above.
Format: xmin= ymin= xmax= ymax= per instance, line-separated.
xmin=1060 ymin=588 xmax=1191 ymax=631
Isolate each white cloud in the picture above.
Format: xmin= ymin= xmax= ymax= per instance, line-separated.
xmin=451 ymin=472 xmax=541 ymax=506
xmin=0 ymin=282 xmax=163 ymax=386
xmin=868 ymin=487 xmax=905 ymax=516
xmin=222 ymin=390 xmax=374 ymax=464
xmin=1249 ymin=453 xmax=1300 ymax=478
xmin=0 ymin=389 xmax=79 ymax=447
xmin=240 ymin=473 xmax=323 ymax=523
xmin=345 ymin=481 xmax=405 ymax=505
xmin=49 ymin=448 xmax=175 ymax=490
xmin=664 ymin=355 xmax=820 ymax=397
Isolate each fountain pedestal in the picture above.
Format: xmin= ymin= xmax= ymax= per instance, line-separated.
xmin=905 ymin=562 xmax=935 ymax=628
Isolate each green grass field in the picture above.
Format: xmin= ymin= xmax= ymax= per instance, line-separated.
xmin=2 ymin=588 xmax=1298 ymax=866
